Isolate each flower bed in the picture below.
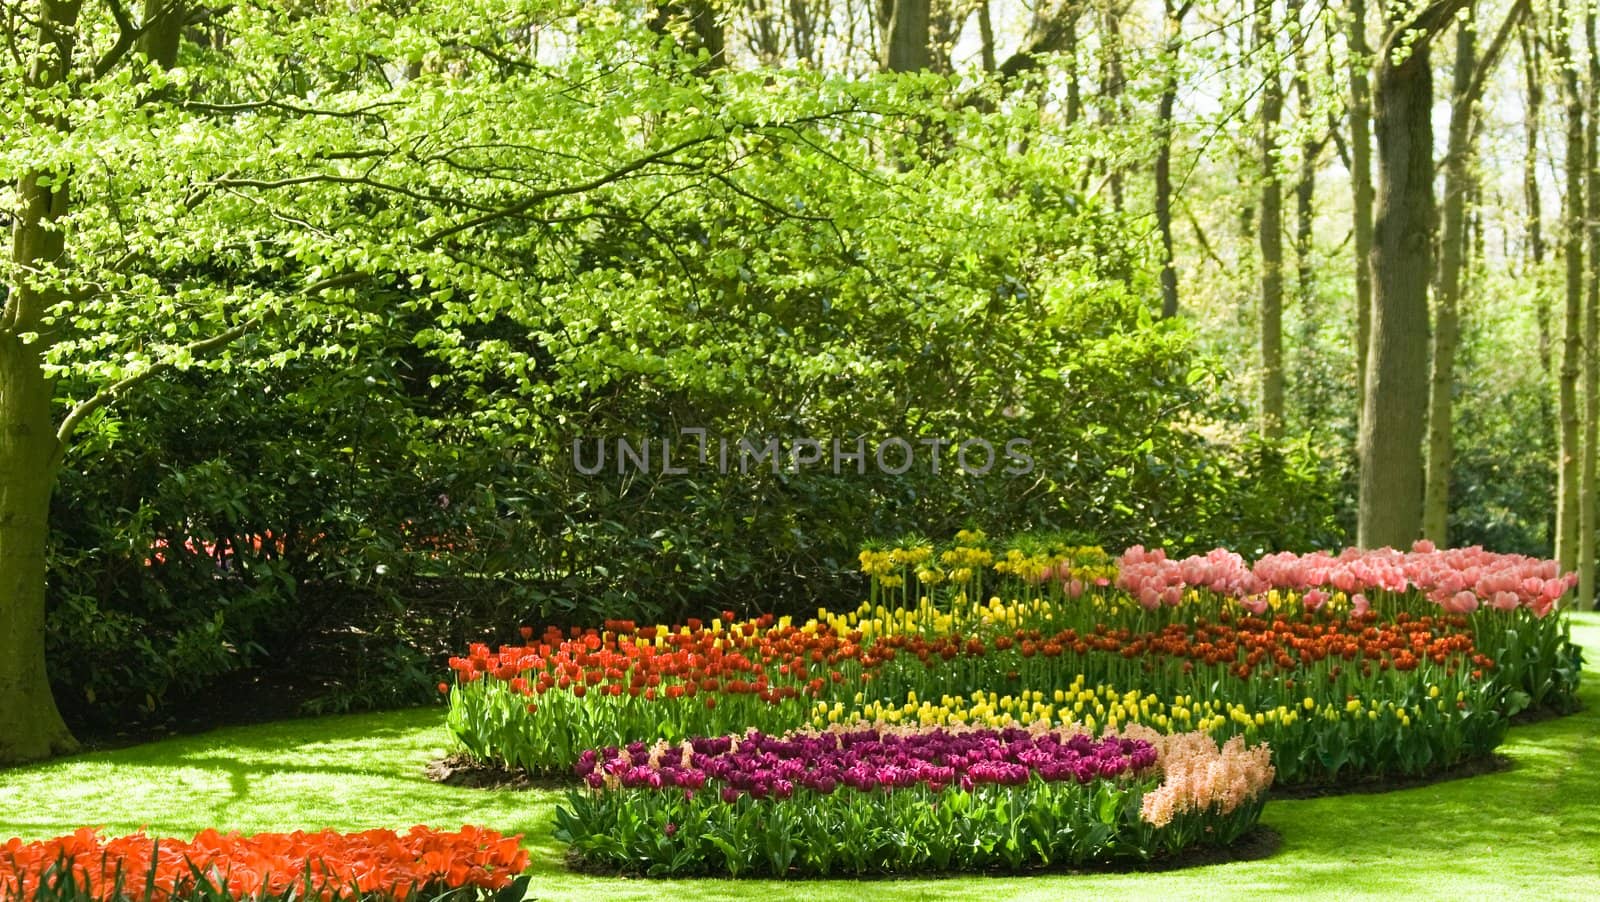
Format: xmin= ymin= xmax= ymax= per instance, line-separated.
xmin=0 ymin=826 xmax=529 ymax=901
xmin=445 ymin=540 xmax=1582 ymax=786
xmin=554 ymin=724 xmax=1272 ymax=876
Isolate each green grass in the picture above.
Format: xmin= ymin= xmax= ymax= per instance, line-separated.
xmin=5 ymin=614 xmax=1600 ymax=900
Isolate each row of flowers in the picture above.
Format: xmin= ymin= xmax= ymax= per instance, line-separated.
xmin=0 ymin=827 xmax=528 ymax=901
xmin=861 ymin=536 xmax=1573 ymax=618
xmin=575 ymin=726 xmax=1158 ymax=797
xmin=445 ymin=588 xmax=1573 ymax=782
xmin=448 ymin=607 xmax=1483 ymax=705
xmin=554 ymin=723 xmax=1273 ymax=876
xmin=814 ymin=677 xmax=1500 ymax=785
xmin=1118 ymin=543 xmax=1570 ymax=615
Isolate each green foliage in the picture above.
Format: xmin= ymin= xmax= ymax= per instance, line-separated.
xmin=1448 ymin=279 xmax=1559 ymax=557
xmin=553 ymin=777 xmax=1262 ymax=876
xmin=19 ymin=0 xmax=1347 ymax=729
xmin=45 ymin=350 xmax=440 ymax=723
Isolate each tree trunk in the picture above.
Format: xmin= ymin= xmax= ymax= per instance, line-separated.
xmin=687 ymin=0 xmax=726 ymax=69
xmin=1523 ymin=18 xmax=1556 ymax=551
xmin=881 ymin=0 xmax=931 ymax=72
xmin=1234 ymin=15 xmax=1254 ymax=259
xmin=1098 ymin=2 xmax=1127 ymax=210
xmin=748 ymin=2 xmax=783 ymax=65
xmin=1350 ymin=0 xmax=1375 ymax=445
xmin=1064 ymin=11 xmax=1081 ymax=126
xmin=1423 ymin=11 xmax=1476 ymax=546
xmin=1 ymin=0 xmax=82 ymax=766
xmin=1155 ymin=0 xmax=1186 ymax=319
xmin=977 ymin=0 xmax=996 ymax=72
xmin=1469 ymin=179 xmax=1484 ymax=280
xmin=653 ymin=1 xmax=725 ymax=69
xmin=1256 ymin=0 xmax=1285 ymax=439
xmin=928 ymin=0 xmax=958 ymax=74
xmin=1359 ymin=2 xmax=1463 ymax=549
xmin=1556 ymin=0 xmax=1584 ymax=572
xmin=1584 ymin=1 xmax=1599 ymax=607
xmin=0 ymin=337 xmax=73 ymax=765
xmin=789 ymin=1 xmax=821 ymax=68
xmin=139 ymin=0 xmax=185 ymax=67
xmin=1522 ymin=23 xmax=1547 ymax=273
xmin=1291 ymin=0 xmax=1317 ymax=405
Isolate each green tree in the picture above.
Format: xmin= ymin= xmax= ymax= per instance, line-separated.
xmin=7 ymin=0 xmax=1269 ymax=761
xmin=1422 ymin=0 xmax=1529 ymax=545
xmin=0 ymin=0 xmax=932 ymax=763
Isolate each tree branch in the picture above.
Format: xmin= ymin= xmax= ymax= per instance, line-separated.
xmin=1328 ymin=112 xmax=1352 ymax=170
xmin=52 ymin=271 xmax=369 ymax=456
xmin=1185 ymin=205 xmax=1226 ymax=269
xmin=996 ymin=0 xmax=1082 ymax=82
xmin=180 ymin=98 xmax=402 ymax=121
xmin=1463 ymin=0 xmax=1530 ymax=108
xmin=90 ymin=0 xmax=140 ymax=79
xmin=1379 ymin=0 xmax=1472 ymax=67
xmin=1434 ymin=0 xmax=1531 ymax=174
xmin=214 ymin=172 xmax=493 ymax=213
xmin=417 ymin=130 xmax=729 ymax=248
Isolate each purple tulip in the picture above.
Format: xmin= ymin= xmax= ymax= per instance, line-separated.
xmin=579 ymin=727 xmax=1156 ymax=804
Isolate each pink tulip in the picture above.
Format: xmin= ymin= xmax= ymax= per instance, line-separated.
xmin=1138 ymin=587 xmax=1161 ymax=610
xmin=1490 ymin=591 xmax=1520 ymax=612
xmin=1445 ymin=590 xmax=1479 ymax=614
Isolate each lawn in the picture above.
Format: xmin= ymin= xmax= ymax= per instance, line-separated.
xmin=4 ymin=614 xmax=1598 ymax=901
